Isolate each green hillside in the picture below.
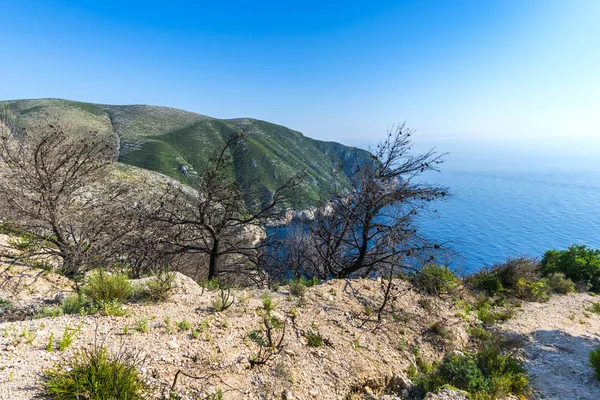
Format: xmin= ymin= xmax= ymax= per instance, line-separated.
xmin=0 ymin=98 xmax=370 ymax=208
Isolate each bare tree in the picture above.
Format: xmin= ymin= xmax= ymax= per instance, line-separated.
xmin=0 ymin=114 xmax=126 ymax=279
xmin=153 ymin=132 xmax=302 ymax=282
xmin=303 ymin=123 xmax=449 ymax=279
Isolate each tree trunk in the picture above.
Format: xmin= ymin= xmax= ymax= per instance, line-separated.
xmin=208 ymin=239 xmax=220 ymax=279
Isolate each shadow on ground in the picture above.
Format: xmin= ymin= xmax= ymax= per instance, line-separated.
xmin=524 ymin=329 xmax=600 ymax=400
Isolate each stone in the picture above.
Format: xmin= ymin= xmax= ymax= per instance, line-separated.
xmin=284 ymin=349 xmax=296 ymax=357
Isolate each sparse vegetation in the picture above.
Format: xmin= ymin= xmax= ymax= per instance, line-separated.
xmin=177 ymin=319 xmax=191 ymax=331
xmin=134 ymin=316 xmax=149 ymax=333
xmin=211 ymin=288 xmax=234 ymax=312
xmin=288 ymin=280 xmax=307 ymax=297
xmin=305 ymin=332 xmax=324 ymax=347
xmin=141 ymin=270 xmax=176 ymax=302
xmin=413 ymin=264 xmax=460 ymax=296
xmin=82 ymin=270 xmax=133 ymax=305
xmin=44 ymin=345 xmax=146 ymax=399
xmin=546 ymin=273 xmax=576 ymax=294
xmin=587 ymin=302 xmax=600 ymax=314
xmin=590 ymin=347 xmax=600 ymax=381
xmin=58 ymin=324 xmax=82 ymax=351
xmin=468 ymin=257 xmax=551 ymax=301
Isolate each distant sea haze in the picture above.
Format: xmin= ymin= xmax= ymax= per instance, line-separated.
xmin=418 ymin=149 xmax=600 ymax=273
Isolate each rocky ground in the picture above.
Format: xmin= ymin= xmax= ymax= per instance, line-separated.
xmin=0 ymin=268 xmax=471 ymax=399
xmin=1 ymin=233 xmax=599 ymax=399
xmin=500 ymin=293 xmax=600 ymax=400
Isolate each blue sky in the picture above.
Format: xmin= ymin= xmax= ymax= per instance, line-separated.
xmin=1 ymin=0 xmax=598 ymax=153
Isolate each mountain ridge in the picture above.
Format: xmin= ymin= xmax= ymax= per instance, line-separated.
xmin=0 ymin=98 xmax=371 ymax=208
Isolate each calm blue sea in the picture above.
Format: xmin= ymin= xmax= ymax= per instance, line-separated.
xmin=417 ymin=139 xmax=600 ymax=273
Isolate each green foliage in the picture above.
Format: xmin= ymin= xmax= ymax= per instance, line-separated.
xmin=97 ymin=300 xmax=127 ymax=317
xmin=61 ymin=294 xmax=91 ymax=315
xmin=44 ymin=346 xmax=145 ymax=399
xmin=211 ymin=288 xmax=235 ymax=312
xmin=46 ymin=333 xmax=54 ymax=352
xmin=414 ymin=344 xmax=529 ymax=399
xmin=590 ymin=347 xmax=600 ymax=381
xmin=141 ymin=270 xmax=176 ymax=302
xmin=247 ymin=330 xmax=266 ymax=346
xmin=7 ymin=232 xmax=36 ymax=251
xmin=541 ymin=245 xmax=600 ymax=292
xmin=134 ymin=316 xmax=149 ymax=333
xmin=468 ymin=257 xmax=549 ymax=301
xmin=475 ymin=299 xmax=515 ymax=326
xmin=545 ymin=273 xmax=576 ymax=294
xmin=413 ymin=264 xmax=460 ymax=296
xmin=288 ymin=280 xmax=307 ymax=298
xmin=200 ymin=278 xmax=221 ymax=292
xmin=513 ymin=278 xmax=550 ymax=302
xmin=82 ymin=270 xmax=133 ymax=305
xmin=305 ymin=332 xmax=324 ymax=347
xmin=261 ymin=292 xmax=275 ymax=313
xmin=177 ymin=319 xmax=191 ymax=331
xmin=58 ymin=324 xmax=82 ymax=351
xmin=587 ymin=302 xmax=600 ymax=314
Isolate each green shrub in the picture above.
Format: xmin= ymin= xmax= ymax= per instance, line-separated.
xmin=288 ymin=280 xmax=307 ymax=297
xmin=44 ymin=346 xmax=145 ymax=399
xmin=546 ymin=273 xmax=576 ymax=294
xmin=590 ymin=347 xmax=600 ymax=381
xmin=414 ymin=344 xmax=528 ymax=399
xmin=61 ymin=294 xmax=91 ymax=315
xmin=97 ymin=300 xmax=127 ymax=316
xmin=134 ymin=316 xmax=149 ymax=333
xmin=541 ymin=245 xmax=600 ymax=292
xmin=306 ymin=332 xmax=324 ymax=347
xmin=58 ymin=324 xmax=82 ymax=351
xmin=469 ymin=271 xmax=504 ymax=297
xmin=513 ymin=278 xmax=550 ymax=302
xmin=468 ymin=257 xmax=548 ymax=301
xmin=261 ymin=292 xmax=275 ymax=312
xmin=475 ymin=299 xmax=515 ymax=326
xmin=142 ymin=270 xmax=176 ymax=302
xmin=82 ymin=270 xmax=133 ymax=305
xmin=211 ymin=288 xmax=234 ymax=312
xmin=413 ymin=264 xmax=460 ymax=296
xmin=177 ymin=319 xmax=191 ymax=331
xmin=7 ymin=232 xmax=36 ymax=251
xmin=587 ymin=302 xmax=600 ymax=314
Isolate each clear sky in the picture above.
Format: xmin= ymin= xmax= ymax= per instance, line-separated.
xmin=1 ymin=0 xmax=598 ymax=153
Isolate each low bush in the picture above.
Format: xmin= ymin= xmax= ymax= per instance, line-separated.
xmin=513 ymin=278 xmax=550 ymax=302
xmin=587 ymin=302 xmax=600 ymax=314
xmin=414 ymin=343 xmax=529 ymax=399
xmin=82 ymin=270 xmax=133 ymax=305
xmin=412 ymin=264 xmax=460 ymax=296
xmin=288 ymin=280 xmax=307 ymax=297
xmin=306 ymin=332 xmax=324 ymax=347
xmin=541 ymin=245 xmax=600 ymax=292
xmin=590 ymin=347 xmax=600 ymax=381
xmin=468 ymin=257 xmax=549 ymax=301
xmin=142 ymin=270 xmax=176 ymax=302
xmin=211 ymin=288 xmax=235 ymax=312
xmin=546 ymin=273 xmax=576 ymax=294
xmin=44 ymin=345 xmax=146 ymax=399
xmin=61 ymin=294 xmax=91 ymax=315
xmin=475 ymin=298 xmax=515 ymax=326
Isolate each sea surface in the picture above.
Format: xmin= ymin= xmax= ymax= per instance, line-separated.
xmin=417 ymin=139 xmax=600 ymax=273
